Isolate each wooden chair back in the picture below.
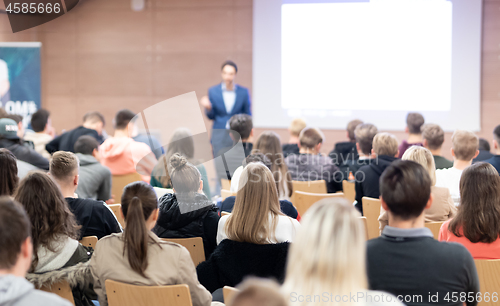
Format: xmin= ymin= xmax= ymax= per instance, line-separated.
xmin=79 ymin=236 xmax=98 ymax=248
xmin=294 ymin=190 xmax=345 ymax=216
xmin=474 ymin=260 xmax=500 ymax=306
xmin=290 ymin=180 xmax=327 ymax=204
xmin=362 ymin=197 xmax=382 ymax=240
xmin=161 ymin=237 xmax=205 ymax=266
xmin=223 ymin=286 xmax=240 ymax=305
xmin=424 ymin=221 xmax=444 ymax=240
xmin=221 ymin=189 xmax=237 ymax=200
xmin=359 ymin=217 xmax=369 ymax=240
xmin=111 ymin=173 xmax=143 ymax=201
xmin=39 ymin=280 xmax=74 ymax=305
xmin=106 ymin=280 xmax=192 ymax=306
xmin=221 ymin=179 xmax=231 ymax=190
xmin=108 ymin=204 xmax=125 ymax=229
xmin=342 ymin=180 xmax=356 ymax=203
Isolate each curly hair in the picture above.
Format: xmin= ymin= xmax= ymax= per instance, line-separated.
xmin=0 ymin=149 xmax=18 ymax=196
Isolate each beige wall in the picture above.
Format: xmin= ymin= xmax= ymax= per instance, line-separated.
xmin=1 ymin=0 xmax=499 ymax=162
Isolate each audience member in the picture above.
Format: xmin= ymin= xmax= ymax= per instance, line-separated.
xmin=197 ymin=163 xmax=298 ymax=292
xmin=73 ymin=135 xmax=112 ymax=201
xmin=5 ymin=114 xmax=26 ymax=141
xmin=340 ymin=123 xmax=377 ymax=179
xmin=473 ymin=138 xmax=494 ymax=163
xmin=398 ymin=112 xmax=424 ymax=158
xmin=46 ymin=111 xmax=105 ymax=154
xmin=251 ymin=131 xmax=293 ymax=200
xmin=435 ymin=130 xmax=479 ymax=206
xmin=354 ymin=132 xmax=399 ymax=214
xmin=379 ymin=146 xmax=456 ymax=231
xmin=228 ymin=278 xmax=287 ymax=306
xmin=422 ymin=123 xmax=453 ymax=169
xmin=285 ymin=127 xmax=342 ymax=193
xmin=150 ymin=128 xmax=210 ymax=198
xmin=24 ymin=108 xmax=54 ymax=159
xmin=100 ymin=109 xmax=156 ymax=182
xmin=367 ymin=160 xmax=479 ymax=306
xmin=484 ymin=124 xmax=500 ymax=173
xmin=129 ymin=122 xmax=164 ymax=159
xmin=0 ymin=118 xmax=49 ymax=170
xmin=0 ymin=148 xmax=18 ymax=196
xmin=439 ymin=162 xmax=500 ymax=259
xmin=49 ymin=151 xmax=121 ymax=240
xmin=328 ymin=119 xmax=363 ymax=165
xmin=282 ymin=118 xmax=306 ymax=158
xmin=89 ymin=181 xmax=212 ymax=306
xmin=0 ymin=197 xmax=72 ymax=306
xmin=281 ymin=198 xmax=402 ymax=306
xmin=152 ymin=154 xmax=219 ymax=258
xmin=14 ymin=172 xmax=95 ymax=306
xmin=222 ymin=153 xmax=299 ymax=219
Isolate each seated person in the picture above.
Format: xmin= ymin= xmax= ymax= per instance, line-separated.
xmin=227 ymin=278 xmax=287 ymax=306
xmin=150 ymin=128 xmax=211 ymax=198
xmin=439 ymin=162 xmax=500 ymax=259
xmin=74 ymin=135 xmax=112 ymax=202
xmin=46 ymin=111 xmax=105 ymax=154
xmin=285 ymin=127 xmax=342 ymax=193
xmin=223 ymin=153 xmax=299 ymax=220
xmin=435 ymin=130 xmax=479 ymax=206
xmin=100 ymin=109 xmax=156 ymax=182
xmin=473 ymin=138 xmax=494 ymax=163
xmin=89 ymin=181 xmax=212 ymax=306
xmin=282 ymin=118 xmax=306 ymax=158
xmin=398 ymin=112 xmax=424 ymax=158
xmin=367 ymin=160 xmax=479 ymax=306
xmin=340 ymin=123 xmax=377 ymax=179
xmin=129 ymin=121 xmax=164 ymax=159
xmin=354 ymin=132 xmax=399 ymax=214
xmin=0 ymin=197 xmax=72 ymax=306
xmin=23 ymin=108 xmax=54 ymax=159
xmin=197 ymin=163 xmax=299 ymax=293
xmin=422 ymin=123 xmax=453 ymax=169
xmin=484 ymin=124 xmax=500 ymax=172
xmin=0 ymin=118 xmax=49 ymax=170
xmin=0 ymin=148 xmax=18 ymax=197
xmin=152 ymin=153 xmax=219 ymax=258
xmin=49 ymin=151 xmax=121 ymax=239
xmin=328 ymin=119 xmax=363 ymax=165
xmin=379 ymin=146 xmax=456 ymax=231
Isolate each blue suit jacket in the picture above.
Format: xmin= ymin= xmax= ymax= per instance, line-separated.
xmin=206 ymin=84 xmax=251 ymax=131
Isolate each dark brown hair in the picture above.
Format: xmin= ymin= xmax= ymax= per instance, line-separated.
xmin=221 ymin=60 xmax=238 ymax=73
xmin=380 ymin=160 xmax=431 ymax=220
xmin=49 ymin=151 xmax=79 ymax=182
xmin=229 ymin=114 xmax=253 ymax=141
xmin=121 ymin=181 xmax=158 ymax=278
xmin=449 ymin=162 xmax=500 ymax=243
xmin=0 ymin=148 xmax=19 ymax=196
xmin=14 ymin=172 xmax=80 ymax=271
xmin=83 ymin=111 xmax=105 ymax=126
xmin=347 ymin=119 xmax=363 ymax=141
xmin=74 ymin=135 xmax=99 ymax=155
xmin=114 ymin=109 xmax=135 ymax=130
xmin=406 ymin=112 xmax=425 ymax=134
xmin=0 ymin=197 xmax=31 ymax=270
xmin=169 ymin=153 xmax=201 ymax=193
xmin=31 ymin=109 xmax=50 ymax=132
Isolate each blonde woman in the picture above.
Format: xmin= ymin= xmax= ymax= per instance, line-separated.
xmin=282 ymin=198 xmax=403 ymax=306
xmin=378 ymin=146 xmax=456 ymax=231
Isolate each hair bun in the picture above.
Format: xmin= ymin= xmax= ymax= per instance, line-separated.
xmin=169 ymin=153 xmax=187 ymax=170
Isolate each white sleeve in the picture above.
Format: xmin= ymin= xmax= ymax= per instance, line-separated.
xmin=216 ymin=215 xmax=229 ymax=245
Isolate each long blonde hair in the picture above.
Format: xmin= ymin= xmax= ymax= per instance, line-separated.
xmin=281 ymin=198 xmax=367 ymax=306
xmin=252 ymin=131 xmax=293 ymax=199
xmin=402 ymin=146 xmax=436 ymax=186
xmin=225 ymin=163 xmax=283 ymax=244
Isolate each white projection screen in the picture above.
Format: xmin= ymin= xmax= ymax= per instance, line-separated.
xmin=253 ymin=0 xmax=482 ymax=131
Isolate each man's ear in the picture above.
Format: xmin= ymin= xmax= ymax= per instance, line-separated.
xmin=250 ymin=128 xmax=254 ymax=137
xmin=425 ymin=193 xmax=434 ymax=210
xmin=451 ymin=148 xmax=455 ymax=157
xmin=405 ymin=126 xmax=409 ymax=134
xmin=493 ymin=139 xmax=499 ymax=150
xmin=356 ymin=143 xmax=361 ymax=153
xmin=395 ymin=150 xmax=400 ymax=158
xmin=371 ymin=148 xmax=376 ymax=156
xmin=316 ymin=142 xmax=322 ymax=152
xmin=473 ymin=149 xmax=479 ymax=159
xmin=422 ymin=139 xmax=428 ymax=148
xmin=199 ymin=180 xmax=203 ymax=192
xmin=20 ymin=237 xmax=33 ymax=274
xmin=380 ymin=196 xmax=389 ymax=211
xmin=74 ymin=174 xmax=79 ymax=187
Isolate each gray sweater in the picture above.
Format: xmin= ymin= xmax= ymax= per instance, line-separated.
xmin=75 ymin=153 xmax=112 ymax=201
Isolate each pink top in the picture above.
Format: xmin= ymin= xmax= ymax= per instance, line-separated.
xmin=438 ymin=219 xmax=500 ymax=259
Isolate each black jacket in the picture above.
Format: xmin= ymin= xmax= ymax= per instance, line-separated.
xmin=196 ymin=240 xmax=289 ymax=293
xmin=220 ymin=196 xmax=299 ymax=219
xmin=328 ymin=141 xmax=358 ymax=166
xmin=354 ymin=155 xmax=398 ymax=214
xmin=66 ymin=198 xmax=121 ymax=240
xmin=46 ymin=126 xmax=103 ymax=154
xmin=282 ymin=143 xmax=299 ymax=158
xmin=0 ymin=138 xmax=49 ymax=170
xmin=152 ymin=193 xmax=220 ymax=258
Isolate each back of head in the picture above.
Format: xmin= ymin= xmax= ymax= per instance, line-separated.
xmin=406 ymin=112 xmax=425 ymax=134
xmin=30 ymin=109 xmax=50 ymax=133
xmin=347 ymin=119 xmax=363 ymax=141
xmin=114 ymin=109 xmax=135 ymax=130
xmin=372 ymin=132 xmax=398 ymax=156
xmin=156 ymin=128 xmax=195 ymax=187
xmin=6 ymin=114 xmax=22 ymax=125
xmin=14 ymin=171 xmax=79 ymax=270
xmin=493 ymin=125 xmax=500 ymax=147
xmin=402 ymin=146 xmax=436 ymax=186
xmin=0 ymin=148 xmax=19 ymax=196
xmin=74 ymin=135 xmax=99 ymax=155
xmin=121 ymin=181 xmax=158 ymax=277
xmin=289 ymin=118 xmax=307 ymax=137
xmin=49 ymin=151 xmax=79 ymax=184
xmin=478 ymin=138 xmax=490 ymax=152
xmin=283 ymin=198 xmax=367 ymax=298
xmin=451 ymin=130 xmax=479 ymax=161
xmin=227 ymin=163 xmax=281 ymax=244
xmin=0 ymin=197 xmax=31 ymax=272
xmin=83 ymin=111 xmax=105 ymax=126
xmin=421 ymin=123 xmax=445 ymax=150
xmin=169 ymin=153 xmax=201 ymax=193
xmin=354 ymin=123 xmax=378 ymax=155
xmin=229 ymin=278 xmax=287 ymax=306
xmin=243 ymin=153 xmax=272 ymax=170
xmin=299 ymin=127 xmax=324 ymax=149
xmin=229 ymin=114 xmax=253 ymax=141
xmin=380 ymin=160 xmax=431 ymax=220
xmin=450 ymin=162 xmax=500 ymax=243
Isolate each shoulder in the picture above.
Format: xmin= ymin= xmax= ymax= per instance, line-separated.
xmin=28 ymin=290 xmax=73 ymax=306
xmin=208 ymin=84 xmax=221 ymax=93
xmin=132 ymin=140 xmax=153 ymax=153
xmin=236 ymin=85 xmax=250 ymax=94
